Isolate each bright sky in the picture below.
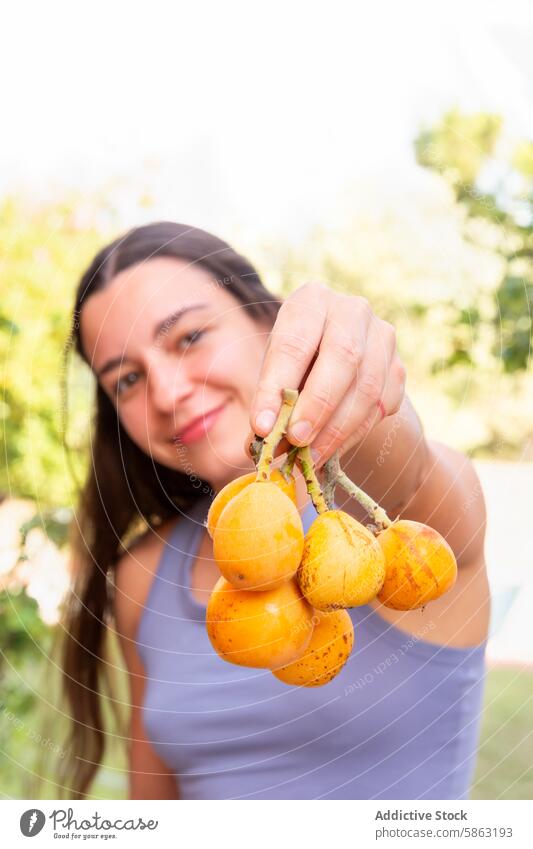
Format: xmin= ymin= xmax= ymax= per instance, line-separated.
xmin=2 ymin=0 xmax=533 ymax=241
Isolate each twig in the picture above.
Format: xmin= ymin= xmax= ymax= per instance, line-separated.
xmin=328 ymin=451 xmax=392 ymax=529
xmin=256 ymin=389 xmax=299 ymax=481
xmin=280 ymin=446 xmax=299 ymax=481
xmin=296 ymin=445 xmax=328 ymax=514
xmin=322 ymin=456 xmax=338 ymax=510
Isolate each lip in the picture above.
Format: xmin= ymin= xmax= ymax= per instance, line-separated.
xmin=172 ymin=403 xmax=227 ymax=446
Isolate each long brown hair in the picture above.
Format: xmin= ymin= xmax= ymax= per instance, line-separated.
xmin=59 ymin=221 xmax=281 ymax=798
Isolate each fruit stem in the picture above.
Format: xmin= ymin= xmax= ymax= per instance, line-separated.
xmin=256 ymin=389 xmax=299 ymax=481
xmin=322 ymin=456 xmax=338 ymax=510
xmin=328 ymin=451 xmax=392 ymax=529
xmin=280 ymin=445 xmax=298 ymax=481
xmin=296 ymin=445 xmax=329 ymax=514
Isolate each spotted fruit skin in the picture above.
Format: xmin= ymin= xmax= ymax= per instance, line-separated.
xmin=273 ymin=609 xmax=354 ymax=687
xmin=206 ymin=576 xmax=314 ymax=668
xmin=377 ymin=519 xmax=458 ymax=610
xmin=213 ymin=481 xmax=304 ymax=591
xmin=297 ymin=510 xmax=386 ymax=611
xmin=207 ymin=470 xmax=297 ymax=539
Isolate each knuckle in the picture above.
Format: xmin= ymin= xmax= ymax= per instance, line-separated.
xmin=278 ymin=290 xmax=303 ymax=309
xmin=357 ymin=373 xmax=382 ymax=404
xmin=322 ymin=421 xmax=345 ymax=445
xmin=329 ymin=334 xmax=362 ymax=366
xmin=354 ymin=295 xmax=372 ymax=317
xmin=254 ymin=377 xmax=282 ymax=400
xmin=395 ymin=359 xmax=407 ymax=384
xmin=309 ymin=386 xmax=336 ymax=415
xmin=354 ymin=414 xmax=374 ymax=442
xmin=285 ymin=281 xmax=325 ymax=305
xmin=277 ymin=298 xmax=295 ymax=318
xmin=277 ymin=335 xmax=313 ymax=364
xmin=303 ymin=280 xmax=327 ymax=295
xmin=381 ymin=320 xmax=397 ymax=345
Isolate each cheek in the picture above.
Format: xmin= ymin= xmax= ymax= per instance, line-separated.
xmin=202 ymin=335 xmax=265 ymax=392
xmin=116 ymin=397 xmax=151 ymax=447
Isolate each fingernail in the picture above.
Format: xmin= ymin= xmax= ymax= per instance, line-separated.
xmin=289 ymin=419 xmax=313 ymax=444
xmin=255 ymin=409 xmax=277 ymax=434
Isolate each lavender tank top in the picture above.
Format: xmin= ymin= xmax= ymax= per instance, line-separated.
xmin=136 ymin=494 xmax=487 ymax=800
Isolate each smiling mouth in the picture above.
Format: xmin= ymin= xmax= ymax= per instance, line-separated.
xmin=171 ymin=402 xmax=227 ymax=447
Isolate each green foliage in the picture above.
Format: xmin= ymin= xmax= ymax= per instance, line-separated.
xmin=415 ymin=109 xmax=502 ymax=203
xmin=471 ymin=668 xmax=533 ymax=800
xmin=416 ymin=109 xmax=532 ymax=374
xmin=18 ymin=507 xmax=73 ymax=550
xmin=0 ymin=588 xmax=49 ymax=665
xmin=0 ymin=196 xmax=105 ymax=505
xmin=0 ymin=589 xmax=53 ymax=737
xmin=495 ymin=276 xmax=533 ymax=372
xmin=0 ymin=625 xmax=128 ymax=800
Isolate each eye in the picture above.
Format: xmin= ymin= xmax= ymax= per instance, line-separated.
xmin=115 ymin=371 xmax=140 ymax=396
xmin=178 ymin=328 xmax=205 ymax=349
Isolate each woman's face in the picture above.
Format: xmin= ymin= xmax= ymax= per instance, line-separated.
xmin=80 ymin=256 xmax=272 ymax=492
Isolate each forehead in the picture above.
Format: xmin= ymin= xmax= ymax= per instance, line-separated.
xmin=80 ymin=256 xmax=240 ymax=361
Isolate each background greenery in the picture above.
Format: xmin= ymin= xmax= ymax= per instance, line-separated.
xmin=1 ymin=110 xmax=531 ymax=799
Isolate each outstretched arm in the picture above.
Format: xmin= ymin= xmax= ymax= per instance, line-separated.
xmin=250 ymin=282 xmax=486 ymax=569
xmin=340 ymin=395 xmax=487 ymax=570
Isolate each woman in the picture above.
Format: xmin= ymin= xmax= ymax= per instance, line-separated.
xmin=62 ymin=221 xmax=490 ymax=800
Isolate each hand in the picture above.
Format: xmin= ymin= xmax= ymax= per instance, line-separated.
xmin=248 ymin=282 xmax=406 ymax=467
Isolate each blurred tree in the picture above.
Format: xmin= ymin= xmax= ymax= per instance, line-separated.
xmin=0 ymin=196 xmax=106 ymax=505
xmin=415 ymin=109 xmax=532 ymax=373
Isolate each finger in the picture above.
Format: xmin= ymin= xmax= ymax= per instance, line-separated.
xmin=311 ymin=319 xmax=396 ymax=466
xmin=284 ymin=295 xmax=372 ymax=446
xmin=330 ymin=365 xmax=407 ymax=472
xmin=380 ymin=354 xmax=407 ymax=418
xmin=250 ymin=283 xmax=327 ymax=436
xmin=311 ymin=355 xmax=406 ymax=470
xmin=339 ymin=354 xmax=406 ymax=460
xmin=359 ymin=352 xmax=406 ymax=431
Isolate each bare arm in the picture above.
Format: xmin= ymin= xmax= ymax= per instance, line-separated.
xmin=341 ymin=394 xmax=486 ymax=570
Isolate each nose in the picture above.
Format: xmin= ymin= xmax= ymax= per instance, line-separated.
xmin=147 ymin=354 xmax=195 ymax=414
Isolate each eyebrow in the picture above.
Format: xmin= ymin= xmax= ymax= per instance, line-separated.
xmin=96 ymin=303 xmax=209 ymax=379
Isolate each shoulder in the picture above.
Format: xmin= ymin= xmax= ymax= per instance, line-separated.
xmin=114 ymin=517 xmax=179 ymax=646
